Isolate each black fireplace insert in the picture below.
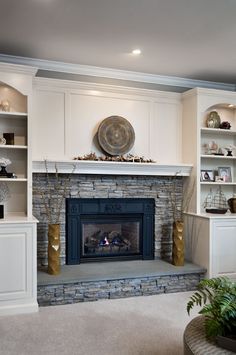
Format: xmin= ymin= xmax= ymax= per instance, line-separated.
xmin=66 ymin=198 xmax=155 ymax=264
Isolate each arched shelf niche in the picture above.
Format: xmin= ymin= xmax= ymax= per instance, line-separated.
xmin=202 ymin=103 xmax=236 ymax=131
xmin=0 ymin=81 xmax=27 ymax=114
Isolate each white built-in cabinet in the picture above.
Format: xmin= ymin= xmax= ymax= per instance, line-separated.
xmin=0 ymin=63 xmax=38 ymax=315
xmin=0 ymin=221 xmax=37 ymax=315
xmin=183 ymin=88 xmax=236 ymax=279
xmin=185 ymin=214 xmax=236 ymax=278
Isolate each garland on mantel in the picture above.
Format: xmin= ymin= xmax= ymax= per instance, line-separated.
xmin=73 ymin=152 xmax=155 ymax=163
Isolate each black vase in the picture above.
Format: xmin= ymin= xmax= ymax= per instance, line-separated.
xmin=0 ymin=205 xmax=4 ymax=219
xmin=0 ymin=166 xmax=8 ymax=176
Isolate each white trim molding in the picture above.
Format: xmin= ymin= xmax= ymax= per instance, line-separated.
xmin=0 ymin=62 xmax=37 ymax=76
xmin=0 ymin=54 xmax=235 ymax=92
xmin=33 ymin=160 xmax=192 ymax=176
xmin=33 ymin=77 xmax=181 ymax=102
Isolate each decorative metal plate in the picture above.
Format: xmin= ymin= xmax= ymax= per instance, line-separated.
xmin=97 ymin=116 xmax=135 ymax=155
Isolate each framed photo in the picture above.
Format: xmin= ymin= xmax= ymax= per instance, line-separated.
xmin=218 ymin=167 xmax=232 ymax=182
xmin=201 ymin=170 xmax=214 ymax=181
xmin=215 ymin=175 xmax=224 ymax=183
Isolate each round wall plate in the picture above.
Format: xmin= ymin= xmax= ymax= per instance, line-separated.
xmin=97 ymin=116 xmax=135 ymax=155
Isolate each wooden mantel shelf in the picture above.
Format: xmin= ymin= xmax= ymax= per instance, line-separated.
xmin=33 ymin=160 xmax=192 ymax=176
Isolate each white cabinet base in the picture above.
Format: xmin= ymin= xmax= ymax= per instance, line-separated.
xmin=0 ymin=218 xmax=38 ymax=316
xmin=184 ymin=213 xmax=236 ymax=279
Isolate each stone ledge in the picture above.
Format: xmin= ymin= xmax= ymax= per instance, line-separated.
xmin=37 ymin=272 xmax=205 ymax=307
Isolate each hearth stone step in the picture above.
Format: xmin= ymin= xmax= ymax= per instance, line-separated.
xmin=37 ymin=260 xmax=206 ymax=306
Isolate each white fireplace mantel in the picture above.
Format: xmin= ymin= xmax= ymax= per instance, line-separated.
xmin=33 ymin=160 xmax=192 ymax=176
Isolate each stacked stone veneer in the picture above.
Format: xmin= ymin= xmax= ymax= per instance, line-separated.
xmin=33 ymin=174 xmax=183 ymax=266
xmin=37 ymin=273 xmax=204 ymax=307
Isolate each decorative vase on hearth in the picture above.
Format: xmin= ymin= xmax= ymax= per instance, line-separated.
xmin=48 ymin=224 xmax=61 ymax=275
xmin=172 ymin=220 xmax=184 ymax=266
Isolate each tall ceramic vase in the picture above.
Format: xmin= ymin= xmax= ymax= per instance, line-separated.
xmin=48 ymin=224 xmax=60 ymax=275
xmin=172 ymin=220 xmax=184 ymax=266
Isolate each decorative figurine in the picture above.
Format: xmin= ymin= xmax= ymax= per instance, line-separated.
xmin=1 ymin=100 xmax=10 ymax=112
xmin=0 ymin=157 xmax=12 ymax=176
xmin=206 ymin=111 xmax=221 ymax=128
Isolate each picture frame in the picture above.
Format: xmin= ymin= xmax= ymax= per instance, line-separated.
xmin=218 ymin=167 xmax=232 ymax=182
xmin=215 ymin=175 xmax=224 ymax=183
xmin=201 ymin=169 xmax=214 ymax=182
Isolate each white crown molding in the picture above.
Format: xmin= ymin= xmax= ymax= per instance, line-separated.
xmin=0 ymin=54 xmax=235 ymax=92
xmin=0 ymin=61 xmax=37 ymax=76
xmin=182 ymin=87 xmax=236 ymax=101
xmin=33 ymin=159 xmax=192 ymax=177
xmin=34 ymin=77 xmax=181 ymax=102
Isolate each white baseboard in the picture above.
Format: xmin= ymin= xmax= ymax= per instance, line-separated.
xmin=0 ymin=302 xmax=38 ymax=316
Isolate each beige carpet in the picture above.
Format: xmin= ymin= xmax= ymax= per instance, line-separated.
xmin=0 ymin=292 xmax=200 ymax=355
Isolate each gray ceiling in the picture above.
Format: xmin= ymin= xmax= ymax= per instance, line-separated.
xmin=1 ymin=0 xmax=236 ymax=84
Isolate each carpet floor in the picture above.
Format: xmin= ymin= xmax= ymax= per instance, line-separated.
xmin=0 ymin=292 xmax=200 ymax=355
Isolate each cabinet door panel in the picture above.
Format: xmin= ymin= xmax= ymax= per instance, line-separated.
xmin=68 ymin=93 xmax=150 ymax=158
xmin=0 ymin=233 xmax=26 ymax=295
xmin=32 ymin=90 xmax=65 ymax=159
xmin=0 ymin=225 xmax=34 ymax=301
xmin=213 ymin=222 xmax=236 ymax=276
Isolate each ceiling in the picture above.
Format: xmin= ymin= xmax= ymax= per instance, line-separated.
xmin=1 ymin=0 xmax=236 ymax=84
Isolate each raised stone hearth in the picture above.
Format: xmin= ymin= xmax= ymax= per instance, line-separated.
xmin=37 ymin=260 xmax=205 ymax=306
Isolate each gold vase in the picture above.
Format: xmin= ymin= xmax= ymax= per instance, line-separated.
xmin=172 ymin=220 xmax=184 ymax=266
xmin=48 ymin=224 xmax=61 ymax=275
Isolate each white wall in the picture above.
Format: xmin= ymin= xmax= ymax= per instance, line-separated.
xmin=32 ymin=78 xmax=182 ymax=163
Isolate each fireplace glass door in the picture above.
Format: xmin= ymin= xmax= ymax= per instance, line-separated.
xmin=81 ymin=216 xmax=142 ymax=260
xmin=66 ymin=198 xmax=155 ymax=264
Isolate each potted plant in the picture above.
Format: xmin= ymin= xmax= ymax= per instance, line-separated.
xmin=187 ymin=276 xmax=236 ymax=352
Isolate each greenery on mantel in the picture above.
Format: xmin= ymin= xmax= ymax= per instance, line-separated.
xmin=73 ymin=152 xmax=155 ymax=163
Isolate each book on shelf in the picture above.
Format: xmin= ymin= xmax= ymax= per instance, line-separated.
xmin=0 ymin=172 xmax=17 ymax=178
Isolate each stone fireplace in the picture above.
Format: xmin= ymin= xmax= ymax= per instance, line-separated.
xmin=66 ymin=198 xmax=155 ymax=264
xmin=33 ymin=173 xmax=184 ymax=267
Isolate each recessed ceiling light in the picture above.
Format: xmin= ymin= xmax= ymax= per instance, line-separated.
xmin=132 ymin=49 xmax=141 ymax=55
xmin=89 ymin=90 xmax=100 ymax=96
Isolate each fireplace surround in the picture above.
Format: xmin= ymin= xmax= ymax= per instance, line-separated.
xmin=34 ymin=173 xmax=184 ymax=266
xmin=66 ymin=198 xmax=155 ymax=264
